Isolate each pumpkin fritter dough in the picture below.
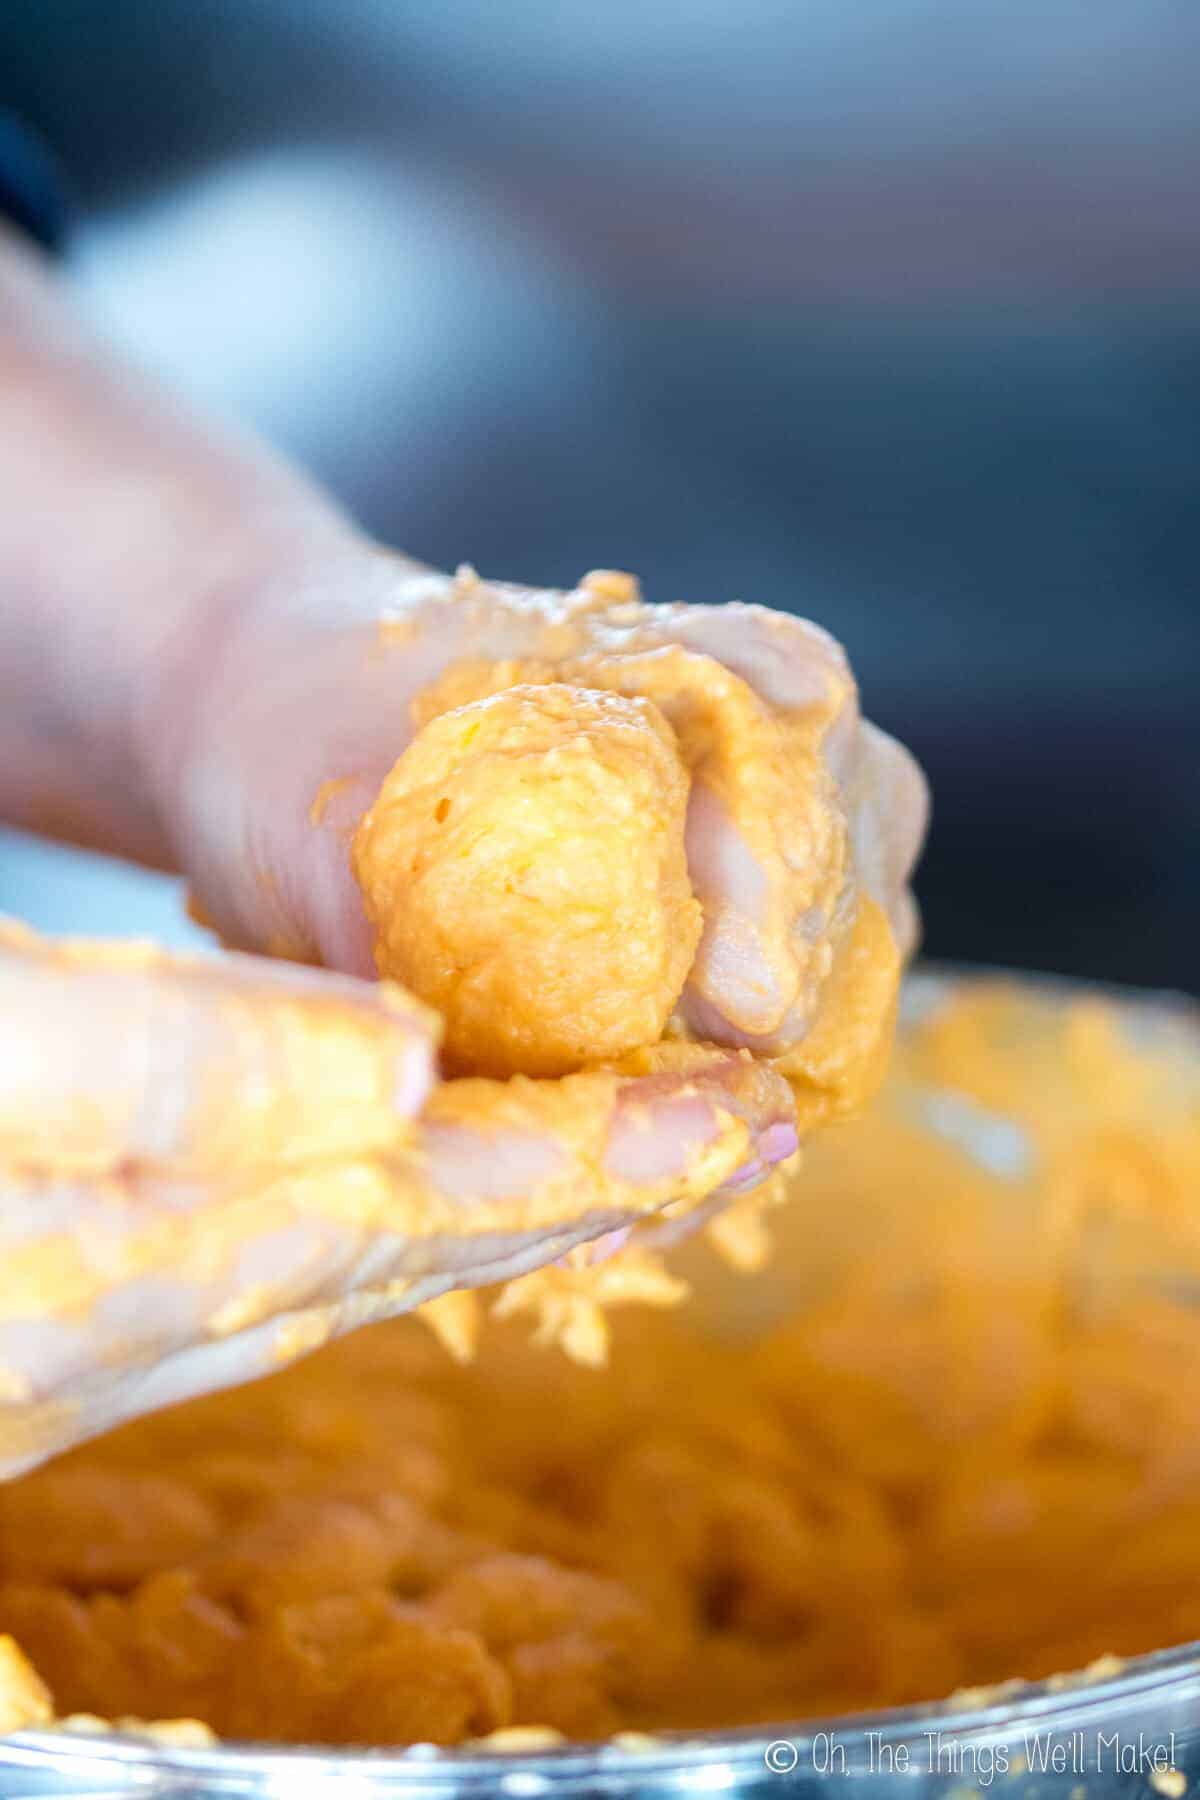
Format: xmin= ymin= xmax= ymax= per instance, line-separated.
xmin=354 ymin=685 xmax=701 ymax=1078
xmin=3 ymin=981 xmax=1198 ymax=1748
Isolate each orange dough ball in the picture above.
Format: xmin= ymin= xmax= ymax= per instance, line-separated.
xmin=352 ymin=684 xmax=702 ymax=1077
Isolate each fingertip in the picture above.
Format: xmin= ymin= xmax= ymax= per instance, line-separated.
xmin=288 ymin=772 xmax=381 ymax=977
xmin=605 ymin=1087 xmax=728 ymax=1185
xmin=758 ymin=1118 xmax=800 ymax=1166
xmin=604 ymin=1050 xmax=796 ymax=1190
xmin=387 ymin=1007 xmax=438 ymax=1120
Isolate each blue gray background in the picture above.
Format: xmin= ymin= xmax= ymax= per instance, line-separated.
xmin=1 ymin=1 xmax=1196 ymax=989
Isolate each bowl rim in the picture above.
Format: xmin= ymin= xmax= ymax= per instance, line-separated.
xmin=8 ymin=1642 xmax=1200 ymax=1781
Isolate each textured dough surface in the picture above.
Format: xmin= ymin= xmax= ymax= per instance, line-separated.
xmin=354 ymin=685 xmax=700 ymax=1077
xmin=3 ymin=980 xmax=1197 ymax=1747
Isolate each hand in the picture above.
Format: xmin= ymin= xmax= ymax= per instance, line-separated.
xmin=0 ymin=919 xmax=791 ymax=1474
xmin=0 ymin=223 xmax=919 ymax=1466
xmin=156 ymin=553 xmax=926 ymax=1027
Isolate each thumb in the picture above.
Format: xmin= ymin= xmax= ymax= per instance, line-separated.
xmin=145 ymin=542 xmax=460 ymax=977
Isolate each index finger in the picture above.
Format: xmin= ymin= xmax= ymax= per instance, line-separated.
xmin=0 ymin=920 xmax=438 ymax=1178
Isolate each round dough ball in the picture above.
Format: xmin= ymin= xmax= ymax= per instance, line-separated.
xmin=353 ymin=684 xmax=702 ymax=1077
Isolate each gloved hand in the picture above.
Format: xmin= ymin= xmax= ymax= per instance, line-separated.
xmin=0 ymin=222 xmax=923 ymax=1472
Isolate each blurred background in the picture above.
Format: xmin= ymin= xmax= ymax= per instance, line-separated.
xmin=0 ymin=0 xmax=1196 ymax=990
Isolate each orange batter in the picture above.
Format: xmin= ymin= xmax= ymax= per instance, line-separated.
xmin=354 ymin=684 xmax=700 ymax=1078
xmin=354 ymin=567 xmax=921 ymax=1160
xmin=2 ymin=978 xmax=1197 ymax=1746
